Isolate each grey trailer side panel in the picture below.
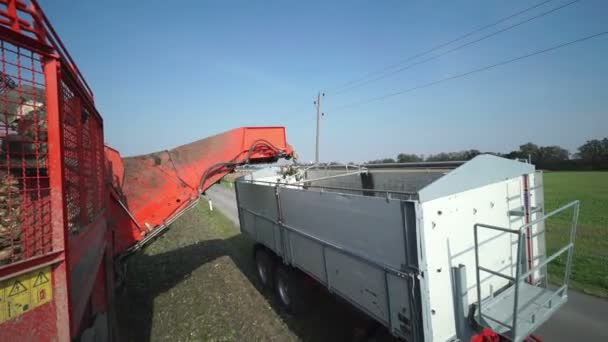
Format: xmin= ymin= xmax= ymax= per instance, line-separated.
xmin=402 ymin=201 xmax=420 ymax=270
xmin=236 ymin=181 xmax=278 ymax=219
xmin=290 ymin=234 xmax=327 ymax=283
xmin=236 ymin=178 xmax=427 ymax=341
xmin=236 ymin=181 xmax=284 ymax=256
xmin=325 ymin=248 xmax=389 ymax=324
xmin=365 ymin=171 xmax=444 ymax=194
xmin=240 ymin=210 xmax=284 ymax=256
xmin=240 ymin=210 xmax=256 ymax=237
xmin=387 ymin=273 xmax=414 ymax=339
xmin=278 ymin=187 xmax=410 ymax=270
xmin=255 ymin=216 xmax=280 ymax=254
xmin=235 ymin=180 xmax=432 ymax=341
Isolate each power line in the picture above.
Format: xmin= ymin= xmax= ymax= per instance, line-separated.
xmin=329 ymin=0 xmax=556 ymax=93
xmin=330 ymin=30 xmax=607 ymax=112
xmin=333 ymin=0 xmax=581 ymax=95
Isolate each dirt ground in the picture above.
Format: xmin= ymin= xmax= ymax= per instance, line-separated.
xmin=116 ymin=202 xmax=397 ymax=342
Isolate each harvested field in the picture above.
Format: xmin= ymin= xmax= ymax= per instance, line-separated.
xmin=117 ymin=198 xmax=397 ymax=341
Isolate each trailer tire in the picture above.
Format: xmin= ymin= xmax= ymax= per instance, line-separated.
xmin=255 ymin=248 xmax=275 ymax=291
xmin=274 ymin=265 xmax=306 ymax=315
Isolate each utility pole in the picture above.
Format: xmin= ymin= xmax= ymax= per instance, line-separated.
xmin=314 ymin=92 xmax=324 ymax=164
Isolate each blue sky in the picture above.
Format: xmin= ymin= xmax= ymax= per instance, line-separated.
xmin=41 ymin=0 xmax=607 ymax=162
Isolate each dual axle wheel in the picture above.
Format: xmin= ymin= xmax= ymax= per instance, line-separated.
xmin=254 ymin=247 xmax=305 ymax=314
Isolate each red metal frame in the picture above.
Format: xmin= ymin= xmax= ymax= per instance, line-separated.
xmin=0 ymin=40 xmax=68 ymax=341
xmin=0 ymin=1 xmax=107 ymax=340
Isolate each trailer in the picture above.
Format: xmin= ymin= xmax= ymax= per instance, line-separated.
xmin=235 ymin=155 xmax=580 ymax=342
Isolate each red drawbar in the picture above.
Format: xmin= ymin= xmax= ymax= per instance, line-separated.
xmin=471 ymin=329 xmax=544 ymax=342
xmin=471 ymin=329 xmax=500 ymax=342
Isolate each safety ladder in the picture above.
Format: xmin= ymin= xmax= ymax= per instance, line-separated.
xmin=506 ymin=172 xmax=547 ymax=286
xmin=473 ymin=196 xmax=580 ymax=342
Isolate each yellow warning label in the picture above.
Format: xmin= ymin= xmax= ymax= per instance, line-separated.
xmin=6 ymin=273 xmax=31 ymax=321
xmin=31 ymin=268 xmax=52 ymax=308
xmin=0 ymin=266 xmax=52 ymax=324
xmin=0 ymin=282 xmax=6 ymax=323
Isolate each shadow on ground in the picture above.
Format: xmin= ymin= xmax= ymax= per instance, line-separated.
xmin=116 ymin=231 xmax=398 ymax=342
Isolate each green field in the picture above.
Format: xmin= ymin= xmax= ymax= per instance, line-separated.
xmin=543 ymin=171 xmax=608 ymax=297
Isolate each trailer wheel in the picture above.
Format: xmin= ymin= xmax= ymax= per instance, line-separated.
xmin=255 ymin=248 xmax=275 ymax=291
xmin=274 ymin=265 xmax=305 ymax=315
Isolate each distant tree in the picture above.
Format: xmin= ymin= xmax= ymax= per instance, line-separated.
xmin=518 ymin=143 xmax=540 ymax=159
xmin=460 ymin=149 xmax=481 ymax=160
xmin=577 ymin=138 xmax=608 ymax=162
xmin=425 ymin=152 xmax=451 ymax=162
xmin=505 ymin=142 xmax=569 ymax=164
xmin=504 ymin=150 xmax=522 ymax=160
xmin=397 ymin=153 xmax=423 ymax=163
xmin=425 ymin=149 xmax=481 ymax=161
xmin=538 ymin=146 xmax=569 ymax=162
xmin=506 ymin=142 xmax=540 ymax=162
xmin=367 ymin=158 xmax=396 ymax=164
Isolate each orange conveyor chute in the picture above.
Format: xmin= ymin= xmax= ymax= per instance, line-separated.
xmin=105 ymin=126 xmax=294 ymax=255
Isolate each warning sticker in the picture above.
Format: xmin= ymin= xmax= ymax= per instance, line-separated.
xmin=31 ymin=269 xmax=52 ymax=308
xmin=0 ymin=282 xmax=6 ymax=323
xmin=6 ymin=274 xmax=31 ymax=321
xmin=0 ymin=266 xmax=52 ymax=324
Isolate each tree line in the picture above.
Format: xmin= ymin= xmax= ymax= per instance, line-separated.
xmin=364 ymin=138 xmax=608 ymax=169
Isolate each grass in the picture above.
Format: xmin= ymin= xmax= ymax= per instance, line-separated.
xmin=118 ymin=199 xmax=396 ymax=341
xmin=117 ymin=201 xmax=298 ymax=341
xmin=217 ymin=179 xmax=235 ymax=190
xmin=216 ymin=171 xmax=245 ymax=190
xmin=543 ymin=171 xmax=608 ymax=297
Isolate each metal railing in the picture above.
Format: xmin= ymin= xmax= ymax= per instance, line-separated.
xmin=473 ymin=200 xmax=580 ymax=340
xmin=242 ymin=178 xmax=418 ymax=199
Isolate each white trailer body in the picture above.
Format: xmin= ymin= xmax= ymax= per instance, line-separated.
xmin=235 ymin=155 xmax=579 ymax=342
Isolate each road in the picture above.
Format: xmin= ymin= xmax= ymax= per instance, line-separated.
xmin=205 ymin=184 xmax=608 ymax=342
xmin=205 ymin=184 xmax=240 ymax=225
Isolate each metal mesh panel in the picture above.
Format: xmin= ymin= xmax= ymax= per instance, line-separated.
xmin=93 ymin=119 xmax=104 ymax=213
xmin=61 ymin=82 xmax=80 ymax=233
xmin=61 ymin=82 xmax=104 ymax=232
xmin=84 ymin=109 xmax=104 ymax=222
xmin=81 ymin=108 xmax=95 ymax=222
xmin=0 ymin=40 xmax=52 ymax=265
